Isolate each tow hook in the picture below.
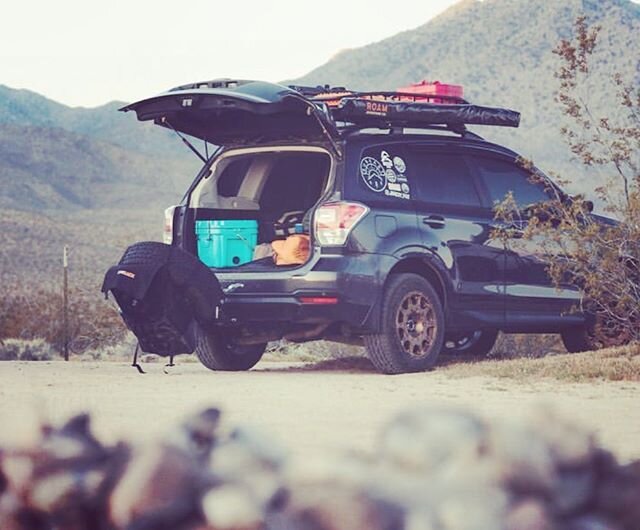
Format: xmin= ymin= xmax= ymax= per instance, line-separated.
xmin=223 ymin=283 xmax=245 ymax=294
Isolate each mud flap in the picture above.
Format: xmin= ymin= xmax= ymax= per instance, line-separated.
xmin=102 ymin=242 xmax=223 ymax=356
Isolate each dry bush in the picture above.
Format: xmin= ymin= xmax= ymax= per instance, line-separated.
xmin=0 ymin=338 xmax=53 ymax=361
xmin=444 ymin=343 xmax=640 ymax=382
xmin=495 ymin=17 xmax=640 ymax=347
xmin=0 ymin=208 xmax=158 ymax=356
xmin=0 ymin=282 xmax=127 ymax=356
xmin=265 ymin=340 xmax=365 ymax=362
xmin=491 ymin=334 xmax=563 ymax=359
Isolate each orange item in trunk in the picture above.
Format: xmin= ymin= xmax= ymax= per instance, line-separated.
xmin=272 ymin=234 xmax=310 ymax=266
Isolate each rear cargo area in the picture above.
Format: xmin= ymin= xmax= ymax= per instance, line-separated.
xmin=187 ymin=147 xmax=332 ymax=271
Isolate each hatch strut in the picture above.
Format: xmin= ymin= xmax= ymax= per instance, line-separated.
xmin=311 ymin=103 xmax=343 ymax=160
xmin=162 ymin=117 xmax=207 ymax=163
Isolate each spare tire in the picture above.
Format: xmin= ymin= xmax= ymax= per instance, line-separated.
xmin=102 ymin=242 xmax=223 ymax=356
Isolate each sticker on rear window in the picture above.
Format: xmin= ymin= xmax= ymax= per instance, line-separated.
xmin=360 ymin=151 xmax=411 ymax=199
xmin=360 ymin=157 xmax=386 ymax=192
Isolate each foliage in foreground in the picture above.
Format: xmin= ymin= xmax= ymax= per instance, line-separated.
xmin=2 ymin=407 xmax=639 ymax=530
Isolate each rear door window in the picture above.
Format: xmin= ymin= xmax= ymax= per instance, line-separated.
xmin=346 ymin=145 xmax=414 ymax=202
xmin=408 ymin=151 xmax=482 ymax=207
xmin=472 ymin=156 xmax=551 ymax=208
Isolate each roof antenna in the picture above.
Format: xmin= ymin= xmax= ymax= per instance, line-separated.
xmin=162 ymin=117 xmax=207 ymax=163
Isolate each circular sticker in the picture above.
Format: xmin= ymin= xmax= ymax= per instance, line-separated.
xmin=385 ymin=169 xmax=397 ymax=183
xmin=401 ymin=182 xmax=410 ymax=194
xmin=393 ymin=156 xmax=406 ymax=174
xmin=360 ymin=157 xmax=387 ymax=192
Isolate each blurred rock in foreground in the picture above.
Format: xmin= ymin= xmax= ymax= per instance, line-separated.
xmin=0 ymin=406 xmax=638 ymax=530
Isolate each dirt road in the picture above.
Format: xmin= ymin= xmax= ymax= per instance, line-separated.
xmin=0 ymin=360 xmax=638 ymax=461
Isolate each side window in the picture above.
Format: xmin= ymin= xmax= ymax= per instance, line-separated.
xmin=473 ymin=156 xmax=550 ymax=207
xmin=351 ymin=145 xmax=413 ymax=201
xmin=409 ymin=151 xmax=481 ymax=207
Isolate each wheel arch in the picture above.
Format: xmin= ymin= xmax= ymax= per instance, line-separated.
xmin=385 ymin=257 xmax=449 ymax=307
xmin=361 ymin=253 xmax=452 ymax=334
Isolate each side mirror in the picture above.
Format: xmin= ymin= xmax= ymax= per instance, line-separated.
xmin=567 ymin=195 xmax=594 ymax=213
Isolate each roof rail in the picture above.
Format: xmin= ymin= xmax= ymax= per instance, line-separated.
xmin=342 ymin=123 xmax=485 ymax=140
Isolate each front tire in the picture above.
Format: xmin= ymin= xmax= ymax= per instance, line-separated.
xmin=364 ymin=274 xmax=445 ymax=374
xmin=561 ymin=319 xmax=632 ymax=353
xmin=195 ymin=326 xmax=266 ymax=371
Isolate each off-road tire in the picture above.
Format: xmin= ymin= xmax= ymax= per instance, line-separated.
xmin=561 ymin=328 xmax=593 ymax=353
xmin=364 ymin=274 xmax=445 ymax=374
xmin=562 ymin=315 xmax=633 ymax=353
xmin=195 ymin=326 xmax=266 ymax=371
xmin=444 ymin=329 xmax=499 ymax=357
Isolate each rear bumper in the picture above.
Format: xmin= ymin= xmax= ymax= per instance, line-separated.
xmin=214 ymin=252 xmax=393 ymax=331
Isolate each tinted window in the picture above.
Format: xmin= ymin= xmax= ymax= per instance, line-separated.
xmin=410 ymin=152 xmax=481 ymax=207
xmin=474 ymin=157 xmax=550 ymax=207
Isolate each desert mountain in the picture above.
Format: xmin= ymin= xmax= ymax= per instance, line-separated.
xmin=293 ymin=0 xmax=640 ymax=190
xmin=1 ymin=0 xmax=638 ymax=211
xmin=0 ymin=85 xmax=198 ymax=210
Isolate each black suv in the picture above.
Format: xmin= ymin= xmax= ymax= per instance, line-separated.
xmin=107 ymin=79 xmax=596 ymax=374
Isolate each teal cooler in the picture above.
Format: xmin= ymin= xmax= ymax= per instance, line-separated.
xmin=195 ymin=220 xmax=258 ymax=268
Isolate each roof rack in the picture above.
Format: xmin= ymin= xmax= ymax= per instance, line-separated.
xmin=290 ymin=85 xmax=469 ymax=105
xmin=289 ymin=84 xmax=520 ymax=132
xmin=340 ymin=122 xmax=485 ymax=141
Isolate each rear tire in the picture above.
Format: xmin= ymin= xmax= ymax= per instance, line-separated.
xmin=444 ymin=329 xmax=498 ymax=357
xmin=364 ymin=274 xmax=445 ymax=374
xmin=195 ymin=326 xmax=266 ymax=371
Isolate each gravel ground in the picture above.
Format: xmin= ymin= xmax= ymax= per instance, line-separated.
xmin=0 ymin=359 xmax=638 ymax=462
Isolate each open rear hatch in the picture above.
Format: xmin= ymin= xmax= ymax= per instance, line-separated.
xmin=120 ymin=79 xmax=340 ymax=147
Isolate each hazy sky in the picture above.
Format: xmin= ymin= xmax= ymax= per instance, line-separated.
xmin=1 ymin=0 xmax=466 ymax=108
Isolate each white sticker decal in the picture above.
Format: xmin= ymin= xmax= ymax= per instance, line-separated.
xmin=380 ymin=150 xmax=393 ymax=169
xmin=361 ymin=151 xmax=411 ymax=200
xmin=360 ymin=157 xmax=387 ymax=192
xmin=393 ymin=156 xmax=406 ymax=174
xmin=385 ymin=169 xmax=397 ymax=183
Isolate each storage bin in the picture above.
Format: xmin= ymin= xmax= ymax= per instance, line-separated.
xmin=397 ymin=80 xmax=464 ymax=104
xmin=195 ymin=220 xmax=258 ymax=268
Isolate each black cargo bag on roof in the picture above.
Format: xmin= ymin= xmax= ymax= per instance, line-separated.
xmin=102 ymin=242 xmax=223 ymax=356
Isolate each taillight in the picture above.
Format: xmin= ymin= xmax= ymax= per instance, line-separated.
xmin=314 ymin=201 xmax=369 ymax=246
xmin=163 ymin=206 xmax=177 ymax=244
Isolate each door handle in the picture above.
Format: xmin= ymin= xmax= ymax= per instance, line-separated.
xmin=422 ymin=215 xmax=446 ymax=229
